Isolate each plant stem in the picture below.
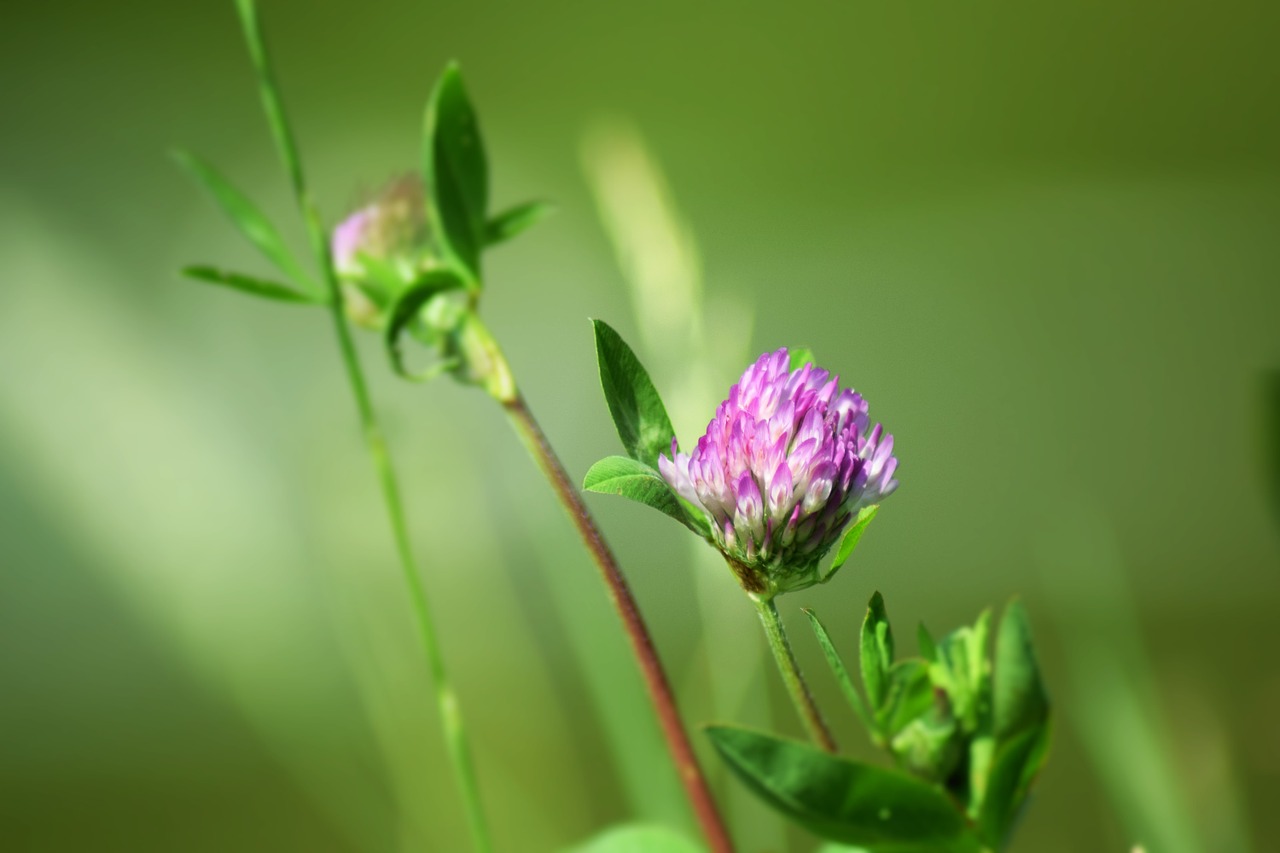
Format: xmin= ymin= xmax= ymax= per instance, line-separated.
xmin=501 ymin=392 xmax=735 ymax=853
xmin=751 ymin=594 xmax=838 ymax=753
xmin=232 ymin=2 xmax=492 ymax=850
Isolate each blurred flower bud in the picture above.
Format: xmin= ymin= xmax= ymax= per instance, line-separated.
xmin=659 ymin=348 xmax=898 ymax=594
xmin=331 ymin=175 xmax=436 ymax=328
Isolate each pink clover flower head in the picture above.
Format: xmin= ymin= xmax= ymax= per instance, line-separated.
xmin=659 ymin=348 xmax=898 ymax=592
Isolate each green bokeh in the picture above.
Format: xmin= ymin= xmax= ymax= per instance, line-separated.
xmin=2 ymin=0 xmax=1278 ymax=850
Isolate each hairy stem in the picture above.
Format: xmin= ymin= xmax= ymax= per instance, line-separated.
xmin=233 ymin=2 xmax=492 ymax=850
xmin=502 ymin=392 xmax=735 ymax=853
xmin=752 ymin=594 xmax=838 ymax=753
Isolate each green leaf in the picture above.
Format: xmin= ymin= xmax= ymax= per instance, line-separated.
xmin=171 ymin=149 xmax=314 ymax=292
xmin=591 ymin=320 xmax=677 ymax=469
xmin=993 ymin=600 xmax=1048 ymax=740
xmin=916 ymin=623 xmax=937 ymax=662
xmin=706 ymin=725 xmax=981 ymax=852
xmin=861 ymin=591 xmax=894 ymax=713
xmin=803 ymin=608 xmax=875 ymax=735
xmin=583 ymin=456 xmax=700 ymax=532
xmin=383 ymin=270 xmax=467 ymax=381
xmin=182 ymin=265 xmax=321 ymax=305
xmin=878 ymin=660 xmax=934 ymax=737
xmin=424 ymin=63 xmax=488 ymax=281
xmin=486 ymin=200 xmax=555 ymax=247
xmin=976 ymin=721 xmax=1052 ymax=848
xmin=826 ymin=505 xmax=880 ymax=579
xmin=789 ymin=347 xmax=817 ymax=371
xmin=566 ymin=823 xmax=703 ymax=853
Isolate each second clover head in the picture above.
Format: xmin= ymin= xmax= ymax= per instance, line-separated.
xmin=660 ymin=348 xmax=898 ymax=596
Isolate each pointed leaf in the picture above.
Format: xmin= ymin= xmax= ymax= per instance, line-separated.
xmin=878 ymin=659 xmax=934 ymax=738
xmin=182 ymin=265 xmax=320 ymax=305
xmin=583 ymin=456 xmax=699 ymax=532
xmin=803 ymin=608 xmax=875 ymax=734
xmin=592 ymin=319 xmax=677 ymax=469
xmin=993 ymin=600 xmax=1048 ymax=740
xmin=917 ymin=623 xmax=937 ymax=662
xmin=424 ymin=64 xmax=488 ymax=281
xmin=384 ymin=270 xmax=467 ymax=380
xmin=172 ymin=149 xmax=314 ymax=291
xmin=861 ymin=591 xmax=894 ymax=713
xmin=976 ymin=721 xmax=1052 ymax=848
xmin=827 ymin=505 xmax=880 ymax=577
xmin=486 ymin=200 xmax=555 ymax=247
xmin=706 ymin=725 xmax=981 ymax=852
xmin=567 ymin=823 xmax=702 ymax=853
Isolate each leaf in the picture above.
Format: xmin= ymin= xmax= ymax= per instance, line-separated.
xmin=861 ymin=591 xmax=894 ymax=713
xmin=486 ymin=200 xmax=555 ymax=247
xmin=917 ymin=623 xmax=937 ymax=662
xmin=582 ymin=456 xmax=699 ymax=532
xmin=566 ymin=823 xmax=703 ymax=853
xmin=878 ymin=660 xmax=934 ymax=737
xmin=789 ymin=347 xmax=817 ymax=371
xmin=182 ymin=265 xmax=321 ymax=305
xmin=803 ymin=608 xmax=875 ymax=734
xmin=826 ymin=505 xmax=880 ymax=578
xmin=976 ymin=721 xmax=1052 ymax=848
xmin=591 ymin=319 xmax=677 ymax=469
xmin=172 ymin=149 xmax=314 ymax=291
xmin=706 ymin=726 xmax=981 ymax=852
xmin=993 ymin=600 xmax=1048 ymax=740
xmin=383 ymin=270 xmax=467 ymax=380
xmin=424 ymin=63 xmax=488 ymax=281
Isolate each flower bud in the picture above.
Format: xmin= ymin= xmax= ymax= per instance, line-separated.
xmin=330 ymin=175 xmax=436 ymax=328
xmin=659 ymin=348 xmax=898 ymax=594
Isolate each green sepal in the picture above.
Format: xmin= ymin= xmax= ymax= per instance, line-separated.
xmin=486 ymin=200 xmax=555 ymax=247
xmin=803 ymin=608 xmax=875 ymax=735
xmin=976 ymin=719 xmax=1052 ymax=848
xmin=182 ymin=265 xmax=322 ymax=305
xmin=171 ymin=149 xmax=315 ymax=294
xmin=583 ymin=456 xmax=705 ymax=535
xmin=423 ymin=63 xmax=488 ymax=283
xmin=706 ymin=725 xmax=982 ymax=852
xmin=789 ymin=346 xmax=817 ymax=371
xmin=861 ymin=591 xmax=894 ymax=714
xmin=825 ymin=505 xmax=880 ymax=580
xmin=591 ymin=319 xmax=678 ymax=470
xmin=383 ymin=270 xmax=468 ymax=381
xmin=565 ymin=823 xmax=702 ymax=853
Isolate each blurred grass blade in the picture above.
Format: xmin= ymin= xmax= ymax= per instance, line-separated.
xmin=486 ymin=200 xmax=555 ymax=247
xmin=171 ymin=149 xmax=314 ymax=291
xmin=567 ymin=823 xmax=702 ymax=853
xmin=802 ymin=608 xmax=874 ymax=734
xmin=183 ymin=265 xmax=322 ymax=305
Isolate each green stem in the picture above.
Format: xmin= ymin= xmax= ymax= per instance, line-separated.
xmin=751 ymin=594 xmax=838 ymax=753
xmin=232 ymin=2 xmax=492 ymax=850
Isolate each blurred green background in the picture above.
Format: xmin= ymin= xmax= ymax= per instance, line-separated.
xmin=2 ymin=0 xmax=1278 ymax=850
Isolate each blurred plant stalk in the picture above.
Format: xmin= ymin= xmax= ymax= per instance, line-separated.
xmin=228 ymin=2 xmax=493 ymax=849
